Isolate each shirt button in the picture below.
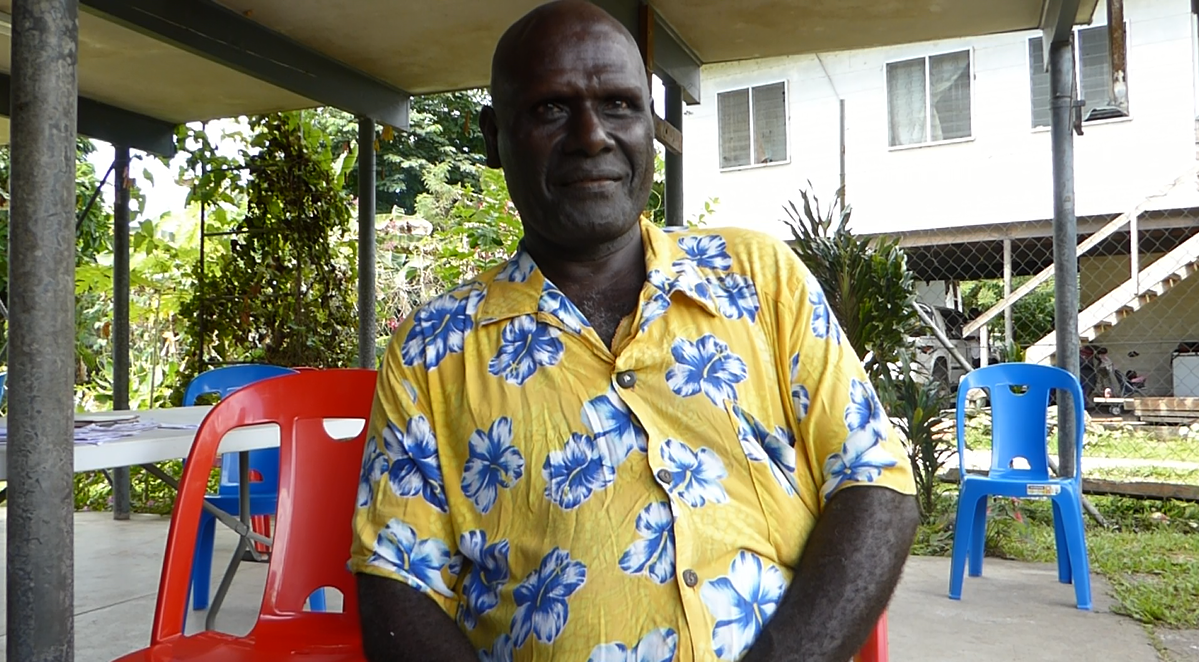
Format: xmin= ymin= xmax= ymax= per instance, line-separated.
xmin=616 ymin=370 xmax=637 ymax=389
xmin=683 ymin=569 xmax=699 ymax=587
xmin=656 ymin=469 xmax=672 ymax=484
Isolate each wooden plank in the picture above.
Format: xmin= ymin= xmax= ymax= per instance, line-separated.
xmin=655 ymin=115 xmax=683 ymax=155
xmin=1134 ymin=397 xmax=1199 ymax=412
xmin=940 ymin=468 xmax=1199 ymax=501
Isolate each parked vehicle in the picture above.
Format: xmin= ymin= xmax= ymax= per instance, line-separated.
xmin=910 ymin=303 xmax=999 ymax=391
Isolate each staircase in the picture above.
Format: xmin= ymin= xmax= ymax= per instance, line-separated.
xmin=1024 ymin=231 xmax=1199 ymax=365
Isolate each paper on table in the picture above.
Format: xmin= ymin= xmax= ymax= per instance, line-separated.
xmin=0 ymin=417 xmax=170 ymax=445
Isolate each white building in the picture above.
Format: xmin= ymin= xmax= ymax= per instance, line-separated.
xmin=682 ymin=0 xmax=1199 ymax=396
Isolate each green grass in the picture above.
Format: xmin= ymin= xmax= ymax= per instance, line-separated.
xmin=1085 ymin=429 xmax=1199 ymax=462
xmin=1087 ymin=466 xmax=1199 ymax=486
xmin=914 ymin=491 xmax=1199 ymax=628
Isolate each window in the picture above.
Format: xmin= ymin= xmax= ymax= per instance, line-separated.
xmin=885 ymin=50 xmax=973 ymax=147
xmin=717 ymin=82 xmax=788 ymax=169
xmin=1029 ymin=26 xmax=1126 ymax=128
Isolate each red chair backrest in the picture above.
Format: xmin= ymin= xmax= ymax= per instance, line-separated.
xmin=854 ymin=612 xmax=889 ymax=662
xmin=151 ymin=368 xmax=377 ymax=646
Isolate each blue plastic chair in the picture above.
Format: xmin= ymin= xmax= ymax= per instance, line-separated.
xmin=948 ymin=363 xmax=1092 ymax=610
xmin=183 ymin=364 xmax=326 ymax=613
xmin=0 ymin=372 xmax=7 ymax=406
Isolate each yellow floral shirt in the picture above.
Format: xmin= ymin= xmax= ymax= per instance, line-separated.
xmin=350 ymin=219 xmax=915 ymax=662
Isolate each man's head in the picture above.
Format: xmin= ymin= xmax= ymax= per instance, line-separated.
xmin=481 ymin=0 xmax=655 ymax=257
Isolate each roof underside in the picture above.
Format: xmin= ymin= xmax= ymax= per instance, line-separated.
xmin=0 ymin=0 xmax=1100 ymax=147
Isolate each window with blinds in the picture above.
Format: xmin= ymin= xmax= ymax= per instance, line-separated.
xmin=885 ymin=50 xmax=973 ymax=148
xmin=1029 ymin=25 xmax=1125 ymax=128
xmin=717 ymin=82 xmax=788 ymax=169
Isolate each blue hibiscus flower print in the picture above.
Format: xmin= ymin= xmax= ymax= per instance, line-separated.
xmin=640 ymin=269 xmax=675 ymax=332
xmin=619 ymin=501 xmax=676 ymax=584
xmin=540 ymin=282 xmax=592 ymax=334
xmin=402 ymin=379 xmax=419 ymax=404
xmin=700 ymin=551 xmax=788 ymax=660
xmin=666 ymin=335 xmax=749 ymax=406
xmin=488 ymin=315 xmax=565 ymax=386
xmin=710 ymin=274 xmax=760 ymax=323
xmin=381 ymin=416 xmax=448 ymax=512
xmin=582 ymin=390 xmax=648 ymax=463
xmin=400 ymin=288 xmax=486 ymax=369
xmin=543 ymin=433 xmax=617 ymax=510
xmin=511 ymin=548 xmax=588 ymax=648
xmin=677 ymin=234 xmax=732 ymax=270
xmin=368 ymin=518 xmax=455 ymax=598
xmin=790 ymin=353 xmax=811 ymax=422
xmin=479 ymin=633 xmax=514 ymax=662
xmin=732 ymin=406 xmax=799 ymax=496
xmin=459 ymin=530 xmax=511 ymax=630
xmin=462 ymin=417 xmax=525 ymax=515
xmin=672 ymin=259 xmax=715 ymax=303
xmin=589 ymin=628 xmax=679 ymax=662
xmin=822 ymin=379 xmax=899 ymax=499
xmin=807 ymin=276 xmax=843 ymax=344
xmin=357 ymin=437 xmax=390 ymax=508
xmin=660 ymin=439 xmax=729 ymax=507
xmin=496 ymin=250 xmax=537 ymax=283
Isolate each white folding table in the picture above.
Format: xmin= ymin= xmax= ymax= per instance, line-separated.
xmin=0 ymin=405 xmax=364 ymax=629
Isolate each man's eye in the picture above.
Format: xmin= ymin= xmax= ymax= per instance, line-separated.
xmin=536 ymin=103 xmax=566 ymax=117
xmin=609 ymin=100 xmax=632 ymax=111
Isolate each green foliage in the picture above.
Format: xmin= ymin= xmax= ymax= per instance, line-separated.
xmin=960 ymin=277 xmax=1056 ymax=351
xmin=783 ymin=186 xmax=917 ymax=371
xmin=314 ymin=91 xmax=489 ymax=214
xmin=877 ymin=360 xmax=955 ymax=522
xmin=175 ymin=113 xmax=359 ymax=398
xmin=74 ymin=461 xmax=219 ymax=514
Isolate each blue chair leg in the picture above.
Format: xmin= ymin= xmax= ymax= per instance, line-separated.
xmin=1055 ymin=492 xmax=1093 ymax=610
xmin=968 ymin=494 xmax=989 ymax=578
xmin=1052 ymin=500 xmax=1072 ymax=585
xmin=192 ymin=510 xmax=218 ymax=611
xmin=308 ymin=588 xmax=327 ymax=612
xmin=948 ymin=486 xmax=980 ymax=600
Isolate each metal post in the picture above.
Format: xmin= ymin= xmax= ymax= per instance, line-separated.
xmin=1129 ymin=212 xmax=1140 ymax=293
xmin=7 ymin=0 xmax=79 ymax=660
xmin=1050 ymin=38 xmax=1081 ymax=480
xmin=357 ymin=117 xmax=378 ymax=369
xmin=1003 ymin=239 xmax=1014 ymax=350
xmin=664 ymin=82 xmax=684 ymax=227
xmin=112 ymin=146 xmax=132 ymax=520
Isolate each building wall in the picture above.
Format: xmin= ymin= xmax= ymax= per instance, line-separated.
xmin=682 ymin=0 xmax=1199 ymax=239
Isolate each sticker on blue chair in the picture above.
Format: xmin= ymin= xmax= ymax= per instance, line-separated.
xmin=1027 ymin=484 xmax=1061 ymax=496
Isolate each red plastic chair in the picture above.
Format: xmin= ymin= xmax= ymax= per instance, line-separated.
xmin=854 ymin=612 xmax=889 ymax=662
xmin=113 ymin=368 xmax=377 ymax=661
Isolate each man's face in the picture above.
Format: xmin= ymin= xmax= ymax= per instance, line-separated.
xmin=483 ymin=22 xmax=655 ymax=253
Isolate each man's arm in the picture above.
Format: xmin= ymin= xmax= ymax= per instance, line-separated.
xmin=742 ymin=487 xmax=919 ymax=662
xmin=358 ymin=574 xmax=479 ymax=662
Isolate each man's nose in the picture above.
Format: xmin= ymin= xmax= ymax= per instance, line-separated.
xmin=566 ymin=107 xmax=615 ymax=156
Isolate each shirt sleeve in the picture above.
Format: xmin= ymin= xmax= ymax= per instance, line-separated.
xmin=778 ymin=252 xmax=916 ymax=509
xmin=349 ymin=326 xmax=462 ymax=618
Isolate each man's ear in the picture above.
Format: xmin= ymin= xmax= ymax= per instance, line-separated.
xmin=480 ymin=106 xmax=503 ymax=170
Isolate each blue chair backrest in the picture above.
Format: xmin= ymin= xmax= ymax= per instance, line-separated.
xmin=956 ymin=363 xmax=1085 ymax=484
xmin=184 ymin=364 xmax=298 ymax=495
xmin=0 ymin=372 xmax=7 ymax=404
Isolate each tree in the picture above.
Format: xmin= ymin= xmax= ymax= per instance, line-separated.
xmin=314 ymin=91 xmax=489 ymax=214
xmin=174 ymin=112 xmax=360 ymax=399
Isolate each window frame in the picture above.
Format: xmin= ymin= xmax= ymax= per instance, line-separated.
xmin=883 ymin=47 xmax=976 ymax=150
xmin=1027 ymin=23 xmax=1131 ymax=132
xmin=715 ymin=79 xmax=792 ymax=172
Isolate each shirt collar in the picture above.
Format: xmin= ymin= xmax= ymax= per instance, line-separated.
xmin=477 ymin=218 xmax=721 ymax=327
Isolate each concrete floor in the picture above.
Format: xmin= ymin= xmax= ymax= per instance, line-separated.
xmin=0 ymin=510 xmax=1188 ymax=662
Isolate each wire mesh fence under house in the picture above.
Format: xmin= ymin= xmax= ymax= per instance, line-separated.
xmin=892 ymin=166 xmax=1199 ymax=499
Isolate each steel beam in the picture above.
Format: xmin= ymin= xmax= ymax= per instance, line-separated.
xmin=0 ymin=73 xmax=177 ymax=156
xmin=79 ymin=0 xmax=411 ymax=128
xmin=1040 ymin=0 xmax=1084 ymax=64
xmin=358 ymin=117 xmax=378 ymax=369
xmin=1050 ymin=39 xmax=1081 ymax=480
xmin=664 ymin=82 xmax=684 ymax=227
xmin=112 ymin=146 xmax=132 ymax=520
xmin=7 ymin=0 xmax=80 ymax=660
xmin=592 ymin=0 xmax=701 ymax=103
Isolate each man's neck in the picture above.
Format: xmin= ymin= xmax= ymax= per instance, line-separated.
xmin=522 ymin=225 xmax=647 ymax=349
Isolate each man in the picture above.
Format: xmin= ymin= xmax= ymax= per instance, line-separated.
xmin=351 ymin=2 xmax=919 ymax=660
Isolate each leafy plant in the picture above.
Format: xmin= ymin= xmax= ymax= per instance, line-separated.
xmin=783 ymin=185 xmax=917 ymax=372
xmin=174 ymin=113 xmax=360 ymax=398
xmin=878 ymin=359 xmax=955 ymax=522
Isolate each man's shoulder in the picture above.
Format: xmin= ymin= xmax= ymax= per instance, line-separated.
xmin=669 ymin=224 xmax=810 ymax=292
